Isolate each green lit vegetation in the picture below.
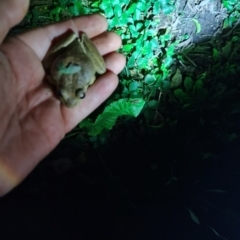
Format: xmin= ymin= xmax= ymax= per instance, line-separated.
xmin=13 ymin=0 xmax=240 ymax=147
xmin=14 ymin=0 xmax=239 ymax=149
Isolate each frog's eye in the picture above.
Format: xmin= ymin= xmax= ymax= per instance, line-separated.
xmin=76 ymin=89 xmax=85 ymax=99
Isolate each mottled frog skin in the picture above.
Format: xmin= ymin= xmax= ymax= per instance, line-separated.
xmin=43 ymin=32 xmax=106 ymax=108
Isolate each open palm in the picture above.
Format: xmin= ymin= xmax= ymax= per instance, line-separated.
xmin=0 ymin=1 xmax=125 ymax=196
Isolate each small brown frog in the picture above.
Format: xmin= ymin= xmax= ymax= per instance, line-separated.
xmin=43 ymin=32 xmax=106 ymax=108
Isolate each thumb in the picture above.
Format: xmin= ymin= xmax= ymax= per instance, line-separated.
xmin=0 ymin=0 xmax=29 ymax=43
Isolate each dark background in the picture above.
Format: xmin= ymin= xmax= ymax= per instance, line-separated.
xmin=0 ymin=111 xmax=240 ymax=240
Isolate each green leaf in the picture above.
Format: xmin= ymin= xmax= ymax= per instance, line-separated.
xmin=162 ymin=4 xmax=174 ymax=14
xmin=58 ymin=0 xmax=68 ymax=6
xmin=163 ymin=34 xmax=171 ymax=41
xmin=136 ymin=2 xmax=146 ymax=11
xmin=136 ymin=23 xmax=143 ymax=31
xmin=232 ymin=36 xmax=239 ymax=42
xmin=184 ymin=77 xmax=193 ymax=92
xmin=99 ymin=1 xmax=110 ymax=9
xmin=79 ymin=99 xmax=145 ymax=136
xmin=153 ymin=1 xmax=161 ymax=14
xmin=194 ymin=79 xmax=203 ymax=91
xmin=162 ymin=80 xmax=171 ymax=91
xmin=137 ymin=57 xmax=148 ymax=68
xmin=112 ymin=0 xmax=120 ymax=5
xmin=128 ymin=3 xmax=137 ymax=14
xmin=150 ymin=86 xmax=157 ymax=97
xmin=150 ymin=38 xmax=159 ymax=48
xmin=223 ymin=1 xmax=234 ymax=11
xmin=147 ymin=100 xmax=158 ymax=109
xmin=127 ymin=56 xmax=135 ymax=68
xmin=121 ymin=0 xmax=130 ymax=4
xmin=162 ymin=56 xmax=173 ymax=68
xmin=223 ymin=18 xmax=229 ymax=29
xmin=144 ymin=74 xmax=156 ymax=85
xmin=117 ymin=12 xmax=128 ymax=24
xmin=174 ymin=89 xmax=190 ymax=102
xmin=222 ymin=41 xmax=232 ymax=57
xmin=127 ymin=16 xmax=134 ymax=24
xmin=123 ymin=43 xmax=134 ymax=52
xmin=237 ymin=2 xmax=240 ymax=10
xmin=129 ymin=81 xmax=139 ymax=92
xmin=104 ymin=6 xmax=114 ymax=18
xmin=50 ymin=6 xmax=61 ymax=15
xmin=184 ymin=206 xmax=200 ymax=225
xmin=121 ymin=86 xmax=129 ymax=98
xmin=192 ymin=18 xmax=201 ymax=34
xmin=209 ymin=227 xmax=228 ymax=240
xmin=91 ymin=1 xmax=100 ymax=7
xmin=109 ymin=16 xmax=120 ymax=28
xmin=171 ymin=69 xmax=182 ymax=88
xmin=160 ymin=0 xmax=169 ymax=5
xmin=114 ymin=5 xmax=122 ymax=17
xmin=134 ymin=9 xmax=142 ymax=20
xmin=73 ymin=1 xmax=85 ymax=14
xmin=69 ymin=5 xmax=83 ymax=16
xmin=212 ymin=48 xmax=219 ymax=61
xmin=142 ymin=40 xmax=152 ymax=55
xmin=228 ymin=16 xmax=237 ymax=27
xmin=129 ymin=24 xmax=139 ymax=38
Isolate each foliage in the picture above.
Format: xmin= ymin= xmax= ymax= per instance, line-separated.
xmin=79 ymin=98 xmax=145 ymax=136
xmin=223 ymin=0 xmax=240 ymax=28
xmin=13 ymin=0 xmax=238 ymax=146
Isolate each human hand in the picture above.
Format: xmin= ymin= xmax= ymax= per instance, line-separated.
xmin=0 ymin=0 xmax=126 ymax=196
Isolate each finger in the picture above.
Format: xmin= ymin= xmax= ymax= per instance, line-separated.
xmin=105 ymin=52 xmax=126 ymax=75
xmin=0 ymin=0 xmax=29 ymax=43
xmin=17 ymin=14 xmax=108 ymax=60
xmin=92 ymin=31 xmax=122 ymax=56
xmin=62 ymin=72 xmax=119 ymax=132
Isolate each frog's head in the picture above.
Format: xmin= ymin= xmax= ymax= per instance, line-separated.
xmin=56 ymin=80 xmax=87 ymax=108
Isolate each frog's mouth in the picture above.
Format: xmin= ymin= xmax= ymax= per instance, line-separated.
xmin=63 ymin=99 xmax=80 ymax=108
xmin=56 ymin=86 xmax=89 ymax=108
xmin=62 ymin=98 xmax=80 ymax=108
xmin=56 ymin=89 xmax=81 ymax=108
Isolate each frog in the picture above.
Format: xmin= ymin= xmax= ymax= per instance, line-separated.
xmin=43 ymin=32 xmax=106 ymax=108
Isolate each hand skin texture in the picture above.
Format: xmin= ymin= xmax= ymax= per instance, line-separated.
xmin=0 ymin=0 xmax=126 ymax=197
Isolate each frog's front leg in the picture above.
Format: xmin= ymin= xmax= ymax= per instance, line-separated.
xmin=80 ymin=33 xmax=106 ymax=75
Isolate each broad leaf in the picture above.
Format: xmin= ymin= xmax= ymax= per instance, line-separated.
xmin=80 ymin=99 xmax=145 ymax=136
